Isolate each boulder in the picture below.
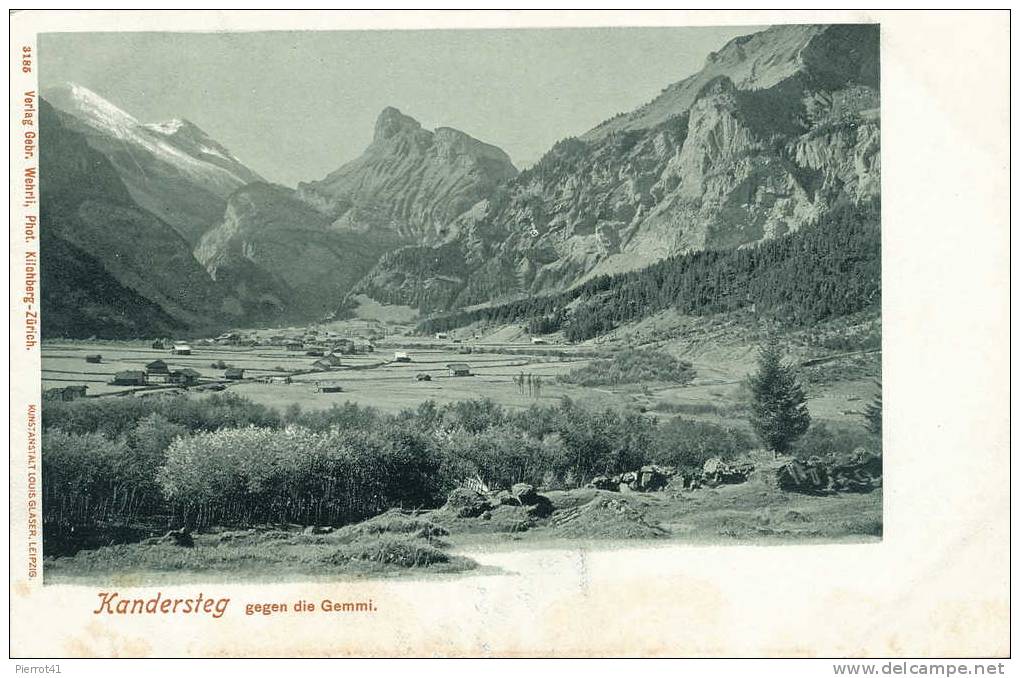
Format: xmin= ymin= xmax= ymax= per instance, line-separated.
xmin=510 ymin=483 xmax=539 ymax=505
xmin=636 ymin=465 xmax=670 ymax=492
xmin=702 ymin=457 xmax=754 ymax=487
xmin=442 ymin=488 xmax=493 ymax=518
xmin=776 ymin=458 xmax=830 ymax=494
xmin=588 ymin=475 xmax=619 ymax=491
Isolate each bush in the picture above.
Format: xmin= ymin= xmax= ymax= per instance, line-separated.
xmin=157 ymin=424 xmax=449 ymax=528
xmin=559 ymin=349 xmax=695 ymax=386
xmin=42 ymin=430 xmax=142 ymax=524
xmin=650 ymin=418 xmax=755 ymax=473
xmin=442 ymin=426 xmax=569 ymax=489
xmin=790 ymin=422 xmax=881 ymax=460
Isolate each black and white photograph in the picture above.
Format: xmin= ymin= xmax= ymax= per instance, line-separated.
xmin=8 ymin=9 xmax=1009 ymax=662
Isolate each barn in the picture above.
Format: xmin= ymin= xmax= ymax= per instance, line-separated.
xmin=111 ymin=370 xmax=147 ymax=386
xmin=84 ymin=354 xmax=102 ymax=364
xmin=394 ymin=351 xmax=411 ymax=363
xmin=224 ymin=367 xmax=245 ymax=380
xmin=315 ymin=381 xmax=344 ymax=393
xmin=447 ymin=363 xmax=472 ymax=377
xmin=146 ymin=359 xmax=170 ymax=375
xmin=172 ymin=343 xmax=192 ymax=355
xmin=169 ymin=368 xmax=201 ymax=386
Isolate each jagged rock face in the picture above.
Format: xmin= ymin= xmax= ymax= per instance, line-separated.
xmin=195 ymin=183 xmax=407 ymax=321
xmin=351 ymin=23 xmax=881 ymax=312
xmin=38 ymin=98 xmax=232 ymax=338
xmin=43 ymin=83 xmax=264 ymax=244
xmin=297 ymin=107 xmax=519 ymax=243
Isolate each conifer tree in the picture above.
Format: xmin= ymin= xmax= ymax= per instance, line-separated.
xmin=747 ymin=338 xmax=811 ymax=455
xmin=863 ymin=380 xmax=882 ymax=436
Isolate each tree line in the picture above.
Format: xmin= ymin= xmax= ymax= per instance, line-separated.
xmin=418 ymin=199 xmax=880 ymax=341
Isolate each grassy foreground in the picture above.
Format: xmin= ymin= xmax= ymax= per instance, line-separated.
xmin=45 ymin=480 xmax=881 ymax=584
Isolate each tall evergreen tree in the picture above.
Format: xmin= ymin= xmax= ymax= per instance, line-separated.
xmin=863 ymin=380 xmax=882 ymax=436
xmin=747 ymin=338 xmax=811 ymax=455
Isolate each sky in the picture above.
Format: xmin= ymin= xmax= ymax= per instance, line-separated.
xmin=40 ymin=26 xmax=761 ymax=187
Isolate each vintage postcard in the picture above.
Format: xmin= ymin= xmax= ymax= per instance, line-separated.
xmin=8 ymin=9 xmax=1010 ymax=661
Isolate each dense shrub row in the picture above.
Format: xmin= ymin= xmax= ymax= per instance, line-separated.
xmin=42 ymin=393 xmax=877 ymax=531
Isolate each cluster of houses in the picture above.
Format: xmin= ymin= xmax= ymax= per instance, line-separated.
xmin=110 ymin=359 xmax=205 ymax=387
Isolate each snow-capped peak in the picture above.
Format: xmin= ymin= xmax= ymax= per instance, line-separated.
xmin=44 ymin=82 xmax=139 ymax=134
xmin=43 ymin=82 xmax=264 ymax=193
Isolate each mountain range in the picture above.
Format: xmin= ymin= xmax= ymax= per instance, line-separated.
xmin=39 ymin=23 xmax=880 ymax=338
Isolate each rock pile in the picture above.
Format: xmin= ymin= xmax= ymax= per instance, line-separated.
xmin=588 ymin=465 xmax=676 ymax=493
xmin=769 ymin=448 xmax=883 ymax=494
xmin=439 ymin=483 xmax=553 ymax=520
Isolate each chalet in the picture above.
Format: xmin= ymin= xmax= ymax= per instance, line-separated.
xmin=393 ymin=351 xmax=411 ymax=363
xmin=168 ymin=368 xmax=201 ymax=386
xmin=311 ymin=358 xmax=334 ymax=371
xmin=224 ymin=367 xmax=245 ymax=380
xmin=172 ymin=343 xmax=192 ymax=355
xmin=112 ymin=370 xmax=147 ymax=386
xmin=315 ymin=381 xmax=344 ymax=393
xmin=447 ymin=363 xmax=472 ymax=377
xmin=43 ymin=385 xmax=88 ymax=401
xmin=85 ymin=354 xmax=102 ymax=364
xmin=146 ymin=359 xmax=170 ymax=375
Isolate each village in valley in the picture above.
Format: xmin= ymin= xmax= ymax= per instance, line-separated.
xmin=41 ymin=320 xmax=591 ymax=411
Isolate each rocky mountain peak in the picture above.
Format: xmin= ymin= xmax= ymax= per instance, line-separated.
xmin=374 ymin=106 xmax=423 ymax=141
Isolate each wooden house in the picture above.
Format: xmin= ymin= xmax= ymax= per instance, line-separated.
xmin=172 ymin=343 xmax=192 ymax=355
xmin=169 ymin=368 xmax=201 ymax=386
xmin=447 ymin=363 xmax=472 ymax=377
xmin=224 ymin=367 xmax=245 ymax=380
xmin=314 ymin=381 xmax=344 ymax=393
xmin=112 ymin=370 xmax=147 ymax=386
xmin=146 ymin=359 xmax=170 ymax=375
xmin=84 ymin=354 xmax=102 ymax=364
xmin=394 ymin=351 xmax=411 ymax=363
